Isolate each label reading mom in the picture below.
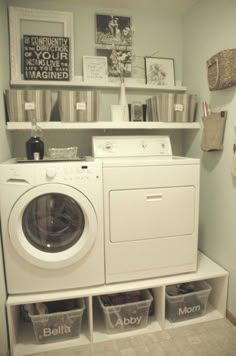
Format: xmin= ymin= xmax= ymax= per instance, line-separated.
xmin=23 ymin=35 xmax=70 ymax=81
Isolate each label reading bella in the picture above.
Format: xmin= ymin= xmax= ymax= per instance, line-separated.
xmin=43 ymin=325 xmax=71 ymax=337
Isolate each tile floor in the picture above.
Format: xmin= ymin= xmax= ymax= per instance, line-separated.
xmin=36 ymin=318 xmax=236 ymax=356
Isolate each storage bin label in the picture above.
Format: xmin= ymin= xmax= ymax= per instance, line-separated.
xmin=43 ymin=325 xmax=72 ymax=337
xmin=115 ymin=315 xmax=142 ymax=327
xmin=76 ymin=102 xmax=86 ymax=110
xmin=178 ymin=304 xmax=201 ymax=316
xmin=25 ymin=102 xmax=35 ymax=110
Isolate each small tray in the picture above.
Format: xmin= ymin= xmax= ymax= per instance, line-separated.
xmin=16 ymin=157 xmax=82 ymax=163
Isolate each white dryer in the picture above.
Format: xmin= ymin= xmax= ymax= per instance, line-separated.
xmin=91 ymin=135 xmax=200 ymax=284
xmin=0 ymin=160 xmax=104 ymax=294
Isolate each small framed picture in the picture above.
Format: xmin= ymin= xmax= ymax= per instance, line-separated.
xmin=96 ymin=14 xmax=132 ymax=46
xmin=83 ymin=56 xmax=108 ymax=82
xmin=96 ymin=48 xmax=132 ymax=78
xmin=128 ymin=103 xmax=147 ymax=122
xmin=145 ymin=57 xmax=175 ymax=86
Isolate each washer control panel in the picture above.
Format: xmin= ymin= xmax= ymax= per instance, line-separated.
xmin=1 ymin=162 xmax=102 ymax=185
xmin=92 ymin=135 xmax=172 ymax=158
xmin=43 ymin=163 xmax=98 ymax=182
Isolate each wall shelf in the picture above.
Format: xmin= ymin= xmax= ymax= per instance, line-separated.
xmin=10 ymin=78 xmax=187 ymax=92
xmin=7 ymin=252 xmax=228 ymax=356
xmin=7 ymin=121 xmax=200 ymax=131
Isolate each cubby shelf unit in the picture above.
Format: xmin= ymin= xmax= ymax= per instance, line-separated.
xmin=7 ymin=252 xmax=228 ymax=356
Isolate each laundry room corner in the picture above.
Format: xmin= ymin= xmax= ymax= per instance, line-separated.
xmin=0 ymin=0 xmax=236 ymax=355
xmin=183 ymin=0 xmax=236 ymax=323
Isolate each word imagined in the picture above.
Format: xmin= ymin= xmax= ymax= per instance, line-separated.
xmin=23 ymin=35 xmax=70 ymax=81
xmin=115 ymin=315 xmax=143 ymax=327
xmin=43 ymin=325 xmax=71 ymax=337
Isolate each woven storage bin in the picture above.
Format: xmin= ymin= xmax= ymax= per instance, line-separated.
xmin=58 ymin=90 xmax=100 ymax=122
xmin=207 ymin=49 xmax=236 ymax=91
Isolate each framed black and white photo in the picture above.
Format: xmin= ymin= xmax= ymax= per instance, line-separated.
xmin=83 ymin=56 xmax=108 ymax=82
xmin=131 ymin=103 xmax=143 ymax=121
xmin=145 ymin=57 xmax=175 ymax=86
xmin=97 ymin=48 xmax=132 ymax=78
xmin=128 ymin=103 xmax=146 ymax=122
xmin=96 ymin=14 xmax=132 ymax=46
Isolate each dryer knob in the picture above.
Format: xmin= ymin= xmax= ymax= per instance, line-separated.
xmin=46 ymin=167 xmax=56 ymax=179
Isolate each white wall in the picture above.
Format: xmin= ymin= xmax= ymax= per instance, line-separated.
xmin=0 ymin=0 xmax=11 ymax=162
xmin=183 ymin=0 xmax=236 ymax=317
xmin=0 ymin=0 xmax=10 ymax=353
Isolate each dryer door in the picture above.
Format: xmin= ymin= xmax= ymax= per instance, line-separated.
xmin=8 ymin=184 xmax=97 ymax=269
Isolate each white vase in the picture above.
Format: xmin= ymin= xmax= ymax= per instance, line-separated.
xmin=111 ymin=104 xmax=124 ymax=122
xmin=119 ymin=79 xmax=129 ymax=121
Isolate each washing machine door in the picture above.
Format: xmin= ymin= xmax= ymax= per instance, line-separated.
xmin=8 ymin=184 xmax=97 ymax=269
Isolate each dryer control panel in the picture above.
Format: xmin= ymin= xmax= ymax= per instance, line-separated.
xmin=92 ymin=135 xmax=172 ymax=158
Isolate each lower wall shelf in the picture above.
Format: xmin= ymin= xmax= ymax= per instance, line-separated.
xmin=7 ymin=252 xmax=228 ymax=356
xmin=6 ymin=121 xmax=201 ymax=130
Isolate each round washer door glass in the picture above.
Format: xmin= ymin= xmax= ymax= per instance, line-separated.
xmin=8 ymin=184 xmax=97 ymax=269
xmin=22 ymin=193 xmax=85 ymax=253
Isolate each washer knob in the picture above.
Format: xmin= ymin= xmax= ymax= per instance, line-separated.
xmin=46 ymin=167 xmax=56 ymax=179
xmin=104 ymin=141 xmax=112 ymax=151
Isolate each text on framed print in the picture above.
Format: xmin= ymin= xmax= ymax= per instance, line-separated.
xmin=23 ymin=35 xmax=70 ymax=81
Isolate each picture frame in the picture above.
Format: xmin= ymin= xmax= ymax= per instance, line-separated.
xmin=95 ymin=14 xmax=132 ymax=46
xmin=8 ymin=6 xmax=74 ymax=83
xmin=130 ymin=103 xmax=143 ymax=121
xmin=128 ymin=103 xmax=147 ymax=122
xmin=96 ymin=48 xmax=132 ymax=78
xmin=145 ymin=57 xmax=175 ymax=86
xmin=23 ymin=35 xmax=70 ymax=81
xmin=83 ymin=56 xmax=108 ymax=82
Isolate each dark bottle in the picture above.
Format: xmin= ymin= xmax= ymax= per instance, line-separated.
xmin=26 ymin=135 xmax=44 ymax=160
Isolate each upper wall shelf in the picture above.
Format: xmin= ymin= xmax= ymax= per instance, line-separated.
xmin=7 ymin=121 xmax=200 ymax=130
xmin=10 ymin=78 xmax=187 ymax=92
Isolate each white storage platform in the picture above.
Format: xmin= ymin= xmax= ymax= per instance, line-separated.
xmin=7 ymin=252 xmax=228 ymax=356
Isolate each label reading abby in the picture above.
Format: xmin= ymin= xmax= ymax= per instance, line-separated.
xmin=115 ymin=315 xmax=143 ymax=327
xmin=23 ymin=35 xmax=70 ymax=81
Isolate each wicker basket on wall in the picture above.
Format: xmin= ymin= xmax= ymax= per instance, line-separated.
xmin=207 ymin=49 xmax=236 ymax=91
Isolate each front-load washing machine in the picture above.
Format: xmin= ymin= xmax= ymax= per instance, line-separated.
xmin=0 ymin=160 xmax=104 ymax=294
xmin=91 ymin=135 xmax=200 ymax=284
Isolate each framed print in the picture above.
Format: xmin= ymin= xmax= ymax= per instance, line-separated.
xmin=97 ymin=48 xmax=132 ymax=78
xmin=23 ymin=35 xmax=70 ymax=81
xmin=83 ymin=56 xmax=108 ymax=82
xmin=145 ymin=57 xmax=175 ymax=86
xmin=130 ymin=103 xmax=143 ymax=121
xmin=8 ymin=7 xmax=74 ymax=83
xmin=128 ymin=103 xmax=147 ymax=122
xmin=96 ymin=14 xmax=132 ymax=46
